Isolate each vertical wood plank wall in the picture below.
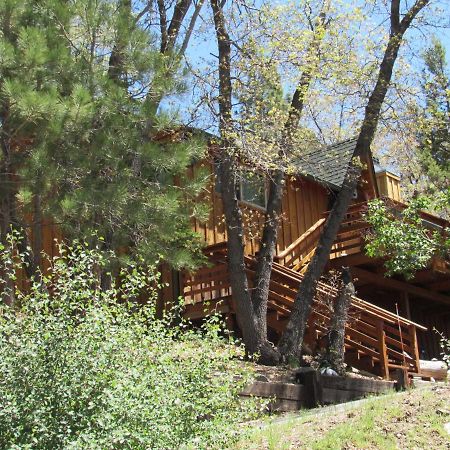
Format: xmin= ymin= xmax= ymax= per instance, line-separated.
xmin=376 ymin=172 xmax=402 ymax=202
xmin=11 ymin=161 xmax=330 ymax=299
xmin=12 ymin=216 xmax=62 ymax=292
xmin=188 ymin=162 xmax=330 ymax=256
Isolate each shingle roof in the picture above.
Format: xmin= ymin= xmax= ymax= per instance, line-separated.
xmin=294 ymin=138 xmax=358 ymax=190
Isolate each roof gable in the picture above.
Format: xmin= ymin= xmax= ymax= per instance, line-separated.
xmin=295 ymin=138 xmax=358 ymax=189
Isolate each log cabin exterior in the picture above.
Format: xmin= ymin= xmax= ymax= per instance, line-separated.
xmin=5 ymin=137 xmax=449 ymax=379
xmin=163 ymin=137 xmax=450 ymax=379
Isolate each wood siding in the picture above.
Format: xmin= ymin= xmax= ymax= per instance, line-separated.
xmin=189 ymin=162 xmax=330 ymax=256
xmin=376 ymin=171 xmax=402 ymax=201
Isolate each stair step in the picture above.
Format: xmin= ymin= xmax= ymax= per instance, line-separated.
xmin=191 ymin=244 xmax=424 ymax=379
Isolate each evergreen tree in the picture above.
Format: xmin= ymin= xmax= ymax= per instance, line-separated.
xmin=416 ymin=38 xmax=450 ymax=213
xmin=0 ymin=0 xmax=207 ymax=286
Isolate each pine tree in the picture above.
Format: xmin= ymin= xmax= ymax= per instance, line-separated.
xmin=416 ymin=38 xmax=450 ymax=212
xmin=0 ymin=0 xmax=207 ymax=289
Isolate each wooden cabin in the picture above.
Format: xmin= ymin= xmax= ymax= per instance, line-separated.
xmin=6 ymin=137 xmax=449 ymax=379
xmin=166 ymin=138 xmax=450 ymax=379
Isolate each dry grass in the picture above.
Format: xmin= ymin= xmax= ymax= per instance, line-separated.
xmin=237 ymin=385 xmax=450 ymax=449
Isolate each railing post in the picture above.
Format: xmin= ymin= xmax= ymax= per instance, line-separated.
xmin=409 ymin=324 xmax=421 ymax=374
xmin=377 ymin=320 xmax=390 ymax=380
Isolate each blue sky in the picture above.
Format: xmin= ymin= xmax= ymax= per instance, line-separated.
xmin=160 ymin=0 xmax=450 ymax=137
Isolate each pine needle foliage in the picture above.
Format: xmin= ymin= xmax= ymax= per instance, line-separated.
xmin=0 ymin=0 xmax=207 ymax=270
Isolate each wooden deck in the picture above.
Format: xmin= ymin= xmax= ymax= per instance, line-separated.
xmin=182 ymin=241 xmax=427 ymax=380
xmin=181 ymin=199 xmax=450 ymax=378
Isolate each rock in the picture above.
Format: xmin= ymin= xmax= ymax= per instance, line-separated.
xmin=444 ymin=422 xmax=450 ymax=436
xmin=320 ymin=367 xmax=338 ymax=376
xmin=255 ymin=374 xmax=269 ymax=382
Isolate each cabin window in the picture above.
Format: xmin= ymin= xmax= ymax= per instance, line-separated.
xmin=238 ymin=172 xmax=267 ymax=209
xmin=214 ymin=161 xmax=267 ymax=209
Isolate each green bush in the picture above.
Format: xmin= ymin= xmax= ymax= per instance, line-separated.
xmin=435 ymin=329 xmax=450 ymax=369
xmin=0 ymin=240 xmax=260 ymax=449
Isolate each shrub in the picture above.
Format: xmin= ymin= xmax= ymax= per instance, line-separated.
xmin=0 ymin=240 xmax=260 ymax=449
xmin=435 ymin=329 xmax=450 ymax=368
xmin=364 ymin=197 xmax=442 ymax=279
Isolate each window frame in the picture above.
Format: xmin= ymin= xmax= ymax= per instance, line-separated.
xmin=213 ymin=160 xmax=268 ymax=211
xmin=237 ymin=170 xmax=268 ymax=210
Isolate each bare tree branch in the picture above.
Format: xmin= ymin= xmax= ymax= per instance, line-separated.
xmin=179 ymin=0 xmax=205 ymax=56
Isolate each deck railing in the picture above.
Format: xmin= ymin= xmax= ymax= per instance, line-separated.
xmin=274 ymin=217 xmax=326 ymax=271
xmin=276 ymin=199 xmax=449 ymax=271
xmin=327 ymin=201 xmax=369 ymax=260
xmin=182 ymin=244 xmax=426 ymax=378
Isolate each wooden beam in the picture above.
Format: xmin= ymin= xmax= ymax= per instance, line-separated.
xmin=327 ymin=253 xmax=375 ymax=269
xmin=401 ymin=291 xmax=411 ymax=320
xmin=421 ymin=305 xmax=450 ymax=317
xmin=351 ymin=267 xmax=450 ymax=305
xmin=427 ymin=278 xmax=450 ymax=292
xmin=411 ymin=269 xmax=437 ymax=284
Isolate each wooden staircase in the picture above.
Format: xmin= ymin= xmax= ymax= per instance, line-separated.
xmin=182 ymin=242 xmax=426 ymax=380
xmin=273 ymin=202 xmax=370 ymax=274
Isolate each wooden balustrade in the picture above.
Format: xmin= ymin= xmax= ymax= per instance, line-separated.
xmin=182 ymin=262 xmax=230 ymax=305
xmin=182 ymin=244 xmax=425 ymax=378
xmin=324 ymin=199 xmax=449 ymax=262
xmin=274 ymin=217 xmax=326 ymax=270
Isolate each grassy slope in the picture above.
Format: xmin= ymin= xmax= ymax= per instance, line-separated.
xmin=237 ymin=385 xmax=450 ymax=449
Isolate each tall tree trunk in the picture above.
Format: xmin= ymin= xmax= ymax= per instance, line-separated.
xmin=250 ymin=10 xmax=328 ymax=364
xmin=326 ymin=267 xmax=355 ymax=375
xmin=250 ymin=170 xmax=284 ymax=362
xmin=279 ymin=0 xmax=430 ymax=361
xmin=108 ymin=0 xmax=132 ymax=85
xmin=210 ymin=0 xmax=328 ymax=363
xmin=147 ymin=0 xmax=194 ymax=122
xmin=210 ymin=0 xmax=260 ymax=354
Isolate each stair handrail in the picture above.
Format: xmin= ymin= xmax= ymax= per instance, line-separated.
xmin=266 ymin=262 xmax=422 ymax=374
xmin=190 ymin=246 xmax=425 ymax=376
xmin=270 ymin=260 xmax=427 ymax=330
xmin=275 ymin=217 xmax=326 ymax=263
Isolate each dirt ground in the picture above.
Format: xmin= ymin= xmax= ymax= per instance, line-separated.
xmin=238 ymin=384 xmax=450 ymax=449
xmin=252 ymin=363 xmax=383 ymax=383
